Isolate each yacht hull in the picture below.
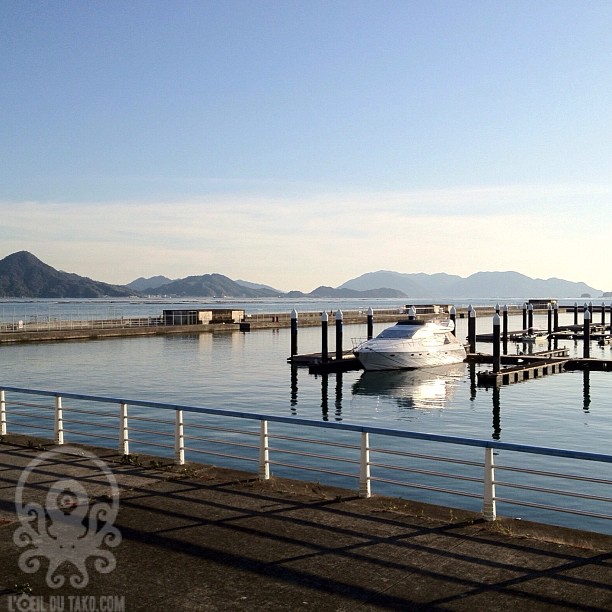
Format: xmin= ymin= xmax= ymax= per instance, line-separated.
xmin=356 ymin=343 xmax=466 ymax=371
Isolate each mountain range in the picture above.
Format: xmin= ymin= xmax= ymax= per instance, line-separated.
xmin=0 ymin=251 xmax=604 ymax=299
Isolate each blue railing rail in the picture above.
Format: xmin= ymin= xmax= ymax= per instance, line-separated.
xmin=2 ymin=385 xmax=612 ymax=530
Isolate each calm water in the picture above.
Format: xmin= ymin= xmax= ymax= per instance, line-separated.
xmin=2 ymin=298 xmax=611 ymax=531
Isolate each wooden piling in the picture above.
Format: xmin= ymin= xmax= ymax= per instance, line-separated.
xmin=583 ymin=307 xmax=591 ymax=359
xmin=367 ymin=307 xmax=373 ymax=340
xmin=574 ymin=302 xmax=579 ymax=325
xmin=468 ymin=305 xmax=476 ymax=354
xmin=321 ymin=311 xmax=329 ymax=363
xmin=450 ymin=305 xmax=456 ymax=336
xmin=502 ymin=304 xmax=508 ymax=355
xmin=547 ymin=303 xmax=553 ymax=336
xmin=492 ymin=313 xmax=501 ymax=374
xmin=290 ymin=309 xmax=298 ymax=358
xmin=335 ymin=310 xmax=343 ymax=361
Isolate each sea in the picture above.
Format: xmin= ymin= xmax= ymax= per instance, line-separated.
xmin=2 ymin=297 xmax=611 ymax=532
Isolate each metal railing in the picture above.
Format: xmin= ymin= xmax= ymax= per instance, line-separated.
xmin=0 ymin=317 xmax=164 ymax=333
xmin=1 ymin=385 xmax=612 ymax=533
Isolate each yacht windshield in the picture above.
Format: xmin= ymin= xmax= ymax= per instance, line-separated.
xmin=377 ymin=327 xmax=420 ymax=339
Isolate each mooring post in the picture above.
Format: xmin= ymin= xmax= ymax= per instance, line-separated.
xmin=554 ymin=302 xmax=559 ymax=331
xmin=408 ymin=305 xmax=416 ymax=321
xmin=589 ymin=301 xmax=593 ymax=317
xmin=601 ymin=302 xmax=606 ymax=326
xmin=609 ymin=304 xmax=612 ymax=331
xmin=522 ymin=303 xmax=528 ymax=331
xmin=367 ymin=306 xmax=374 ymax=340
xmin=583 ymin=306 xmax=591 ymax=359
xmin=468 ymin=305 xmax=476 ymax=354
xmin=528 ymin=303 xmax=534 ymax=335
xmin=290 ymin=309 xmax=298 ymax=358
xmin=321 ymin=310 xmax=329 ymax=362
xmin=335 ymin=309 xmax=343 ymax=361
xmin=574 ymin=302 xmax=578 ymax=325
xmin=492 ymin=313 xmax=501 ymax=374
xmin=495 ymin=303 xmax=500 ymax=315
xmin=450 ymin=305 xmax=456 ymax=335
xmin=502 ymin=304 xmax=508 ymax=354
xmin=547 ymin=303 xmax=553 ymax=336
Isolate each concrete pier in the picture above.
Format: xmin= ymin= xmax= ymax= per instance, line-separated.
xmin=2 ymin=435 xmax=612 ymax=611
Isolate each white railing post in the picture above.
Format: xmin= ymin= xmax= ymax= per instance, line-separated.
xmin=259 ymin=420 xmax=270 ymax=480
xmin=175 ymin=410 xmax=185 ymax=465
xmin=54 ymin=395 xmax=64 ymax=445
xmin=0 ymin=389 xmax=6 ymax=436
xmin=120 ymin=402 xmax=129 ymax=456
xmin=359 ymin=431 xmax=371 ymax=498
xmin=483 ymin=447 xmax=496 ymax=521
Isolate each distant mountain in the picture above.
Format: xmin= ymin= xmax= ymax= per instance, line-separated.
xmin=0 ymin=251 xmax=135 ymax=298
xmin=149 ymin=274 xmax=280 ymax=298
xmin=341 ymin=271 xmax=460 ymax=296
xmin=236 ymin=279 xmax=283 ymax=293
xmin=2 ymin=251 xmax=603 ymax=300
xmin=340 ymin=270 xmax=601 ymax=299
xmin=287 ymin=286 xmax=407 ymax=299
xmin=127 ymin=276 xmax=174 ymax=291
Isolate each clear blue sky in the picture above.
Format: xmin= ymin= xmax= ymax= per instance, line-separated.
xmin=1 ymin=1 xmax=611 ymax=291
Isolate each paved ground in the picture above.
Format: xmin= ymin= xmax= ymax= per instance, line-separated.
xmin=1 ymin=436 xmax=612 ymax=611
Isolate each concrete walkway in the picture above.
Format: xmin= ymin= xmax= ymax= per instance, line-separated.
xmin=1 ymin=436 xmax=612 ymax=611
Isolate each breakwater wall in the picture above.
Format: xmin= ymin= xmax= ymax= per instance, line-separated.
xmin=0 ymin=303 xmax=593 ymax=344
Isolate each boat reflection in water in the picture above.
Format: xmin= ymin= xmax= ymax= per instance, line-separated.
xmin=352 ymin=363 xmax=466 ymax=410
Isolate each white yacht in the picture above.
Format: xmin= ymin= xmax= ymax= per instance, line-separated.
xmin=354 ymin=319 xmax=466 ymax=371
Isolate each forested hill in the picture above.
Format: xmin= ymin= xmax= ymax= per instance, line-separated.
xmin=0 ymin=251 xmax=134 ymax=298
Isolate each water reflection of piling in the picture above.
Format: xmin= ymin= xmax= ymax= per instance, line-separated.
xmin=583 ymin=368 xmax=591 ymax=412
xmin=321 ymin=373 xmax=329 ymax=420
xmin=469 ymin=362 xmax=477 ymax=401
xmin=335 ymin=373 xmax=343 ymax=421
xmin=317 ymin=372 xmax=343 ymax=421
xmin=492 ymin=386 xmax=501 ymax=440
xmin=290 ymin=364 xmax=298 ymax=412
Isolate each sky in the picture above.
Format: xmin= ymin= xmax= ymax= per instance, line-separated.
xmin=1 ymin=1 xmax=611 ymax=292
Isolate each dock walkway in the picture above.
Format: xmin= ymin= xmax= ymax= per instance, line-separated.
xmin=1 ymin=436 xmax=612 ymax=611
